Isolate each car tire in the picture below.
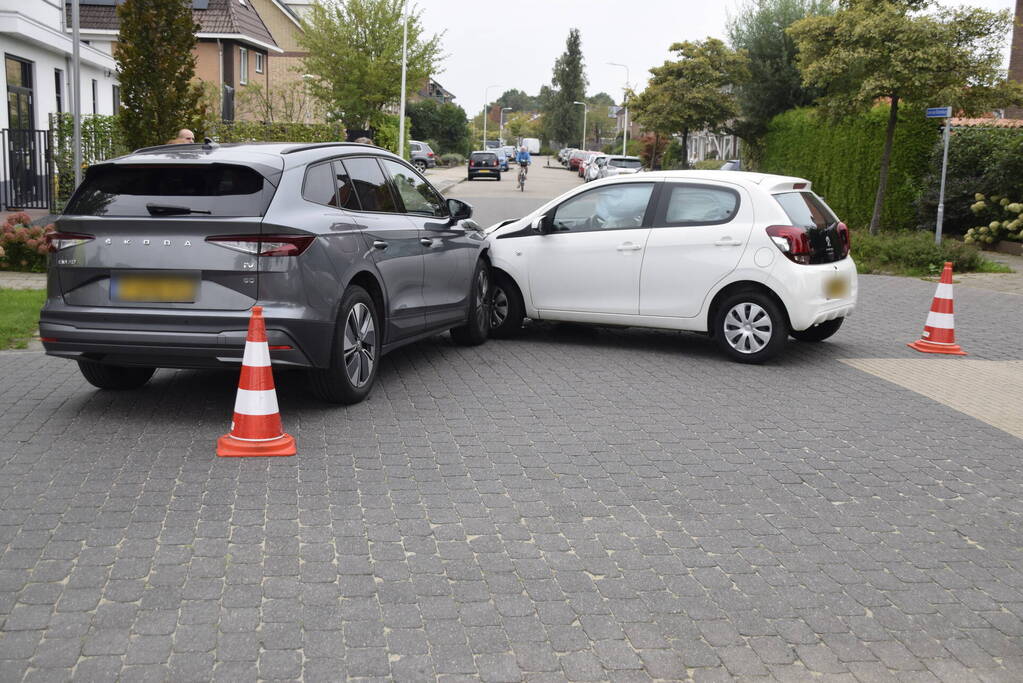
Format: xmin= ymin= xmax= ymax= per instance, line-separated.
xmin=790 ymin=317 xmax=843 ymax=342
xmin=449 ymin=259 xmax=491 ymax=346
xmin=488 ymin=271 xmax=524 ymax=339
xmin=713 ymin=290 xmax=788 ymax=364
xmin=308 ymin=286 xmax=381 ymax=404
xmin=77 ymin=360 xmax=155 ymax=390
xmin=414 ymin=160 xmax=427 ymax=172
xmin=495 ymin=173 xmax=501 ymax=181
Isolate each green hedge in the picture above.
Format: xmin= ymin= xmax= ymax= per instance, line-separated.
xmin=205 ymin=120 xmax=344 ymax=143
xmin=760 ymin=106 xmax=938 ymax=229
xmin=50 ymin=113 xmax=128 ymax=211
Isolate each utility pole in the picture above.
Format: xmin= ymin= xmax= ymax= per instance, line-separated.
xmin=396 ymin=0 xmax=409 ymax=159
xmin=72 ymin=0 xmax=82 ymax=187
xmin=608 ymin=62 xmax=630 ymax=156
xmin=572 ymin=101 xmax=587 ymax=150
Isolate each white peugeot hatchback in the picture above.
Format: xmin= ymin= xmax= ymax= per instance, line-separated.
xmin=484 ymin=171 xmax=857 ymax=362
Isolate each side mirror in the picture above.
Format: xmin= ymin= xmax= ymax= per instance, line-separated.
xmin=447 ymin=198 xmax=472 ymax=222
xmin=531 ymin=214 xmax=548 ymax=234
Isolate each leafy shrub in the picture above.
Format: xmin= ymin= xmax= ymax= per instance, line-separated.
xmin=916 ymin=127 xmax=1023 ymax=236
xmin=692 ymin=159 xmax=725 ymax=170
xmin=661 ymin=140 xmax=684 ymax=169
xmin=439 ymin=153 xmax=465 ymax=167
xmin=851 ymin=229 xmax=991 ymax=275
xmin=1 ymin=213 xmax=54 ymax=272
xmin=207 ymin=120 xmax=344 ymax=143
xmin=760 ymin=105 xmax=937 ymax=229
xmin=964 ymin=193 xmax=1023 ymax=245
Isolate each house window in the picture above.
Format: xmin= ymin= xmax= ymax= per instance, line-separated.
xmin=54 ymin=69 xmax=64 ymax=113
xmin=255 ymin=52 xmax=264 ymax=74
xmin=112 ymin=85 xmax=120 ymax=112
xmin=239 ymin=47 xmax=248 ymax=85
xmin=91 ymin=79 xmax=98 ymax=115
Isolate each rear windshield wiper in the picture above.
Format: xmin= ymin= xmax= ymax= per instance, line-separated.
xmin=146 ymin=203 xmax=212 ymax=216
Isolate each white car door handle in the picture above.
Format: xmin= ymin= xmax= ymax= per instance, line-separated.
xmin=617 ymin=243 xmax=642 ymax=252
xmin=714 ymin=238 xmax=742 ymax=247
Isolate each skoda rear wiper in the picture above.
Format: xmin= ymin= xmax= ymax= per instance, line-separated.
xmin=146 ymin=203 xmax=212 ymax=216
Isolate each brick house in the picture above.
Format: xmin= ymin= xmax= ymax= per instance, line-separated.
xmin=66 ymin=0 xmax=281 ymax=122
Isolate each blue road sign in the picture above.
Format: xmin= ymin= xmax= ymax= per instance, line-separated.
xmin=926 ymin=106 xmax=952 ymax=118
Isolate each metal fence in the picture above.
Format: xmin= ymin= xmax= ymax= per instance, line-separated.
xmin=0 ymin=128 xmax=53 ymax=211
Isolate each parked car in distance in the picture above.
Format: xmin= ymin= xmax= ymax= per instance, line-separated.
xmin=522 ymin=137 xmax=541 ymax=155
xmin=495 ymin=151 xmax=510 ymax=172
xmin=485 ymin=139 xmax=502 ymax=150
xmin=468 ymin=150 xmax=502 ymax=180
xmin=577 ymin=152 xmax=598 ymax=178
xmin=567 ymin=149 xmax=589 ymax=171
xmin=42 ymin=141 xmax=493 ymax=404
xmin=599 ymin=155 xmax=644 ymax=179
xmin=558 ymin=148 xmax=575 ymax=166
xmin=409 ymin=140 xmax=436 ymax=171
xmin=483 ymin=171 xmax=856 ymax=363
xmin=501 ymin=146 xmax=516 ymax=162
xmin=584 ymin=154 xmax=608 ymax=182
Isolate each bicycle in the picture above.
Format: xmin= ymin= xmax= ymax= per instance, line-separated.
xmin=517 ymin=162 xmax=528 ymax=192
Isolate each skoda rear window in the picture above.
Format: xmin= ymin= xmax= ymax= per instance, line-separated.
xmin=64 ymin=164 xmax=275 ymax=217
xmin=774 ymin=191 xmax=838 ymax=230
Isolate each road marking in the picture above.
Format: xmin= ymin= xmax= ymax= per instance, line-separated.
xmin=841 ymin=358 xmax=1023 ymax=440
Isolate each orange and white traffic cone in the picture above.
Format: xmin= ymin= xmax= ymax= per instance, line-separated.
xmin=217 ymin=306 xmax=297 ymax=457
xmin=907 ymin=261 xmax=967 ymax=356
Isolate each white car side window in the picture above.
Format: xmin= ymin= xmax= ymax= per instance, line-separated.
xmin=552 ymin=184 xmax=653 ymax=232
xmin=664 ymin=185 xmax=738 ymax=225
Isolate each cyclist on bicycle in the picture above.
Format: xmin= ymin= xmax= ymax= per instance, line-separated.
xmin=516 ymin=145 xmax=531 ymax=175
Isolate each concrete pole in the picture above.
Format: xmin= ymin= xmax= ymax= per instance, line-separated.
xmin=935 ymin=119 xmax=951 ymax=245
xmin=396 ymin=0 xmax=409 ymax=159
xmin=72 ymin=0 xmax=82 ymax=187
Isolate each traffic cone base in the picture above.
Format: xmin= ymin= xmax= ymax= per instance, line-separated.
xmin=907 ymin=261 xmax=967 ymax=356
xmin=217 ymin=432 xmax=296 ymax=457
xmin=907 ymin=340 xmax=966 ymax=355
xmin=217 ymin=305 xmax=296 ymax=457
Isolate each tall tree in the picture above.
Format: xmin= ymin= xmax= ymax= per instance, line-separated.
xmin=407 ymin=99 xmax=470 ymax=153
xmin=630 ymin=38 xmax=749 ymax=168
xmin=495 ymin=89 xmax=540 ymax=112
xmin=114 ymin=0 xmax=201 ymax=149
xmin=789 ymin=0 xmax=1020 ymax=232
xmin=299 ymin=0 xmax=442 ymax=130
xmin=727 ymin=0 xmax=834 ymax=143
xmin=542 ymin=29 xmax=587 ymax=146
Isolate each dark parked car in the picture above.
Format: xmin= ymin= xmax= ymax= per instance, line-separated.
xmin=409 ymin=140 xmax=436 ymax=171
xmin=42 ymin=141 xmax=492 ymax=404
xmin=467 ymin=151 xmax=501 ymax=180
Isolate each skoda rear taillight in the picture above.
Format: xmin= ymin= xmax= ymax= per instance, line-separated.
xmin=46 ymin=232 xmax=93 ymax=252
xmin=837 ymin=221 xmax=851 ymax=257
xmin=766 ymin=225 xmax=811 ymax=265
xmin=207 ymin=234 xmax=315 ymax=257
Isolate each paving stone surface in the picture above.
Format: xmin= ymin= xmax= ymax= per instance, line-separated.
xmin=0 ymin=274 xmax=1021 ymax=681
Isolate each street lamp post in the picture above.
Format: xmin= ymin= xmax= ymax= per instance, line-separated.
xmin=482 ymin=84 xmax=500 ymax=149
xmin=72 ymin=0 xmax=82 ymax=186
xmin=396 ymin=0 xmax=410 ymax=159
xmin=608 ymin=62 xmax=630 ymax=156
xmin=572 ymin=101 xmax=587 ymax=151
xmin=500 ymin=107 xmax=512 ymax=145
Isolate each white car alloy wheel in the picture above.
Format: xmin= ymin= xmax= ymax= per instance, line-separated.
xmin=723 ymin=302 xmax=772 ymax=355
xmin=343 ymin=302 xmax=376 ymax=388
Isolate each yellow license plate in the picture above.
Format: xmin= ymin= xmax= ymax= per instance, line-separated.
xmin=112 ymin=273 xmax=199 ymax=302
xmin=825 ymin=275 xmax=850 ymax=299
xmin=477 ymin=169 xmax=491 ymax=173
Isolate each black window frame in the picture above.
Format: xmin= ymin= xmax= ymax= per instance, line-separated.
xmin=546 ymin=181 xmax=659 ymax=234
xmin=90 ymin=78 xmax=97 ymax=115
xmin=378 ymin=157 xmax=449 ymax=218
xmin=339 ymin=155 xmax=402 ymax=215
xmin=54 ymin=68 xmax=63 ymax=113
xmin=653 ymin=182 xmax=741 ymax=228
xmin=301 ymin=160 xmax=340 ymax=207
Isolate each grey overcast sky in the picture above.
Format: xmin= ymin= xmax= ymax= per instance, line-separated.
xmin=417 ymin=0 xmax=1017 ymax=116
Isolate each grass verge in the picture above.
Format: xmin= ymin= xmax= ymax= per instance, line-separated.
xmin=852 ymin=230 xmax=1013 ymax=277
xmin=0 ymin=289 xmax=45 ymax=349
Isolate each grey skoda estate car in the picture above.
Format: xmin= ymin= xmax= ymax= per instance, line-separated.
xmin=41 ymin=141 xmax=492 ymax=404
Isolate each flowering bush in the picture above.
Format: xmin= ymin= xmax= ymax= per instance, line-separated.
xmin=965 ymin=193 xmax=1023 ymax=245
xmin=0 ymin=213 xmax=54 ymax=272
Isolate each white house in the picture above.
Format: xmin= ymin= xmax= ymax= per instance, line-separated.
xmin=1 ymin=0 xmax=118 ymax=209
xmin=1 ymin=0 xmax=119 ymax=131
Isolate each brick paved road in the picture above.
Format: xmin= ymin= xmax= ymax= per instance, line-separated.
xmin=1 ymin=273 xmax=1022 ymax=681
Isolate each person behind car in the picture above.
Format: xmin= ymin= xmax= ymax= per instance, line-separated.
xmin=516 ymin=146 xmax=531 ymax=175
